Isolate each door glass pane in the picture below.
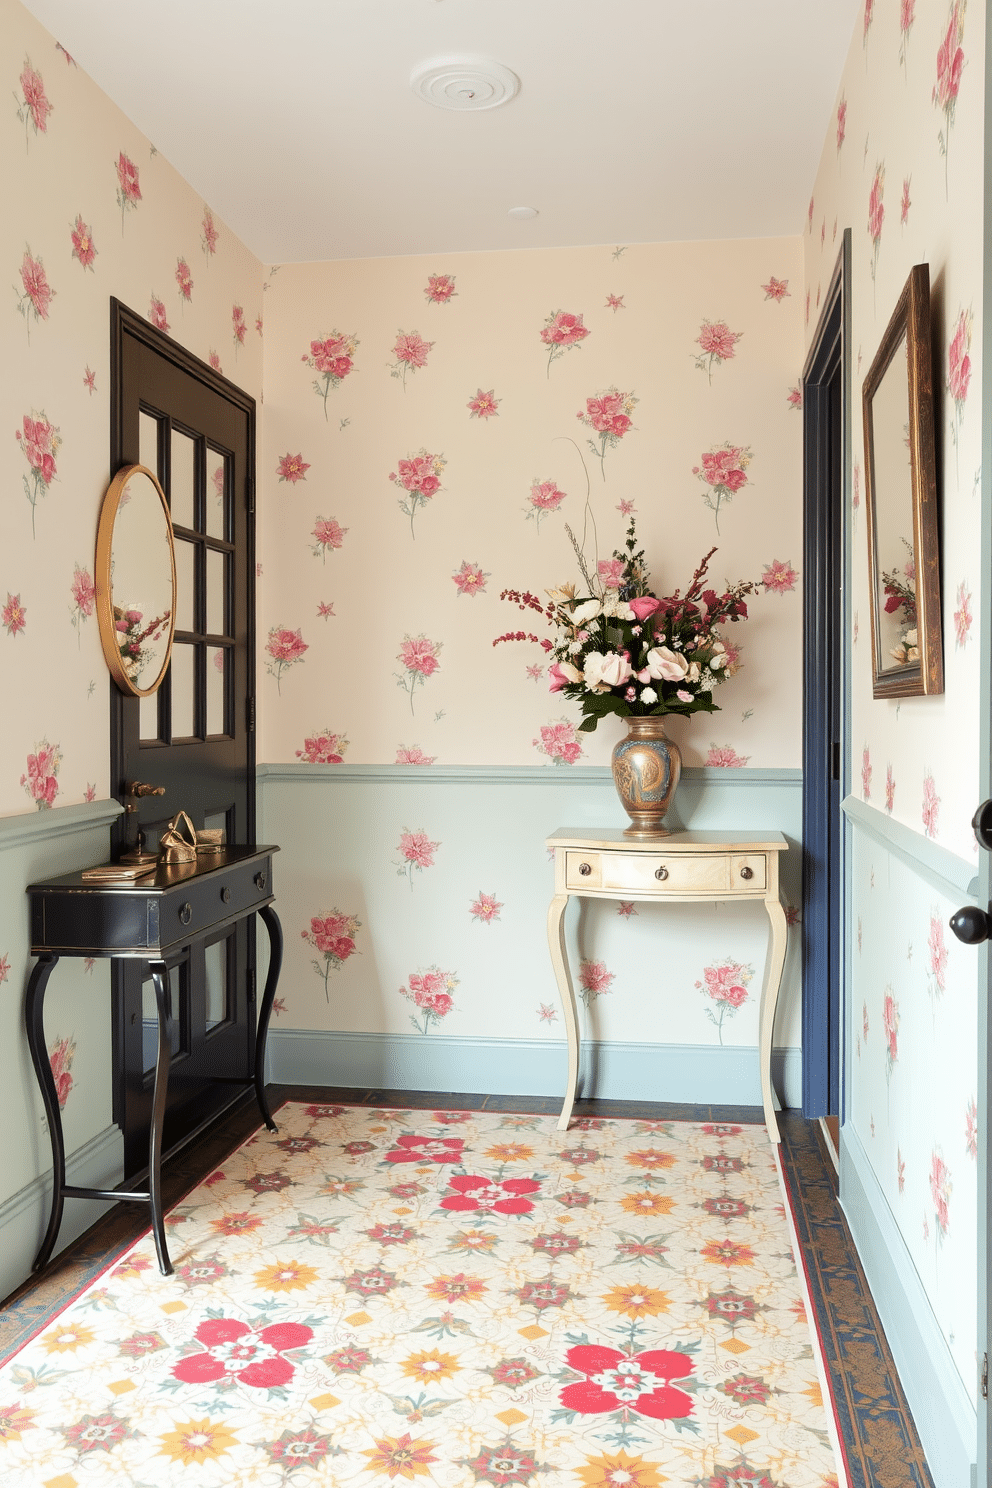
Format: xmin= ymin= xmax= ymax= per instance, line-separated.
xmin=205 ymin=938 xmax=230 ymax=1031
xmin=170 ymin=428 xmax=196 ymax=530
xmin=139 ymin=690 xmax=159 ymax=742
xmin=170 ymin=642 xmax=196 ymax=738
xmin=174 ymin=537 xmax=195 ymax=632
xmin=207 ymin=647 xmax=227 ymax=735
xmin=206 ymin=549 xmax=227 ymax=636
xmin=207 ymin=452 xmax=227 ymax=541
xmin=139 ymin=411 xmax=159 ymax=477
xmin=141 ymin=963 xmax=181 ymax=1074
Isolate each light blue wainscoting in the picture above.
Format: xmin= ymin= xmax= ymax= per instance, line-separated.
xmin=257 ymin=764 xmax=803 ymax=1107
xmin=0 ymin=800 xmax=125 ymax=1300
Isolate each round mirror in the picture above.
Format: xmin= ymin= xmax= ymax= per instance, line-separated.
xmin=95 ymin=464 xmax=177 ymax=696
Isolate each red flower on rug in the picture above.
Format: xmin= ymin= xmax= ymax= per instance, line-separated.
xmin=703 ymin=1196 xmax=752 ymax=1220
xmin=702 ymin=1153 xmax=744 ymax=1173
xmin=434 ymin=1110 xmax=473 ymax=1123
xmin=342 ymin=1265 xmax=401 ymax=1298
xmin=305 ymin=1103 xmax=347 ymax=1118
xmin=325 ymin=1345 xmax=374 ymax=1374
xmin=243 ymin=1170 xmax=292 ymax=1194
xmin=702 ymin=1123 xmax=743 ymax=1136
xmin=385 ymin=1135 xmax=466 ymax=1164
xmin=560 ymin=1344 xmax=694 ymax=1420
xmin=172 ymin=1319 xmax=312 ymax=1388
xmin=462 ymin=1438 xmax=547 ymax=1485
xmin=440 ymin=1175 xmax=540 ymax=1215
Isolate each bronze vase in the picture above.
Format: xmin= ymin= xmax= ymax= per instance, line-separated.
xmin=611 ymin=716 xmax=682 ymax=836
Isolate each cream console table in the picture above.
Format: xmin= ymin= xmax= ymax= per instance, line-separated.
xmin=547 ymin=828 xmax=789 ymax=1141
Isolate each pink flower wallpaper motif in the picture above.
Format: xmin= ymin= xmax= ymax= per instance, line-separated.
xmin=265 ymin=626 xmax=308 ymax=693
xmin=389 ymin=449 xmax=446 ymax=538
xmin=395 ymin=828 xmax=440 ymax=887
xmin=0 ymin=954 xmax=9 ymax=984
xmin=396 ymin=746 xmax=436 ymax=765
xmin=934 ymin=1 xmax=966 ymax=191
xmin=526 ymin=479 xmax=566 ymax=532
xmin=901 ymin=176 xmax=912 ymax=224
xmin=303 ymin=910 xmax=361 ymax=1001
xmin=761 ymin=277 xmax=790 ymax=301
xmin=617 ymin=901 xmax=638 ymax=918
xmin=49 ymin=1034 xmax=75 ymax=1110
xmin=605 ymin=294 xmax=625 ymax=313
xmin=578 ymin=959 xmax=614 ymax=1005
xmin=786 ymin=386 xmax=803 ymax=413
xmin=69 ymin=564 xmax=95 ymax=642
xmin=452 ymin=561 xmax=489 ymax=598
xmin=16 ymin=57 xmax=52 ymax=146
xmin=21 ymin=739 xmax=61 ymax=810
xmin=149 ymin=296 xmax=169 ymax=333
xmin=424 ymin=274 xmax=456 ymax=305
xmin=316 ymin=601 xmax=335 ymax=620
xmin=836 ymin=97 xmax=847 ymax=152
xmin=15 ymin=248 xmax=55 ymax=339
xmin=17 ymin=410 xmax=61 ymax=538
xmin=537 ymin=1002 xmax=558 ymax=1024
xmin=232 ymin=304 xmax=247 ymax=351
xmin=882 ymin=988 xmax=899 ymax=1082
xmin=533 ymin=718 xmax=583 ymax=766
xmin=761 ymin=559 xmax=798 ymax=594
xmin=922 ymin=771 xmax=940 ymax=838
xmin=276 ymin=452 xmax=310 ymax=484
xmin=868 ymin=164 xmax=885 ymax=284
xmin=208 ymin=350 xmax=222 ymax=372
xmin=115 ymin=151 xmax=141 ymax=228
xmin=705 ymin=745 xmax=749 ymax=768
xmin=83 ymin=366 xmax=96 ymax=395
xmin=469 ymin=891 xmax=503 ymax=924
xmin=70 ymin=215 xmax=97 ymax=272
xmin=2 ymin=593 xmax=26 ymax=637
xmin=396 ymin=634 xmax=441 ymax=713
xmin=861 ymin=745 xmax=872 ymax=801
xmin=863 ymin=0 xmax=874 ymax=44
xmin=304 ymin=331 xmax=358 ymax=420
xmin=467 ymin=388 xmax=500 ymax=420
xmin=310 ymin=515 xmax=348 ymax=561
xmin=401 ymin=967 xmax=458 ymax=1034
xmin=540 ymin=310 xmax=590 ymax=376
xmin=693 ymin=320 xmax=742 ymax=384
xmin=201 ymin=208 xmax=218 ymax=258
xmin=930 ymin=1149 xmax=951 ymax=1241
xmin=966 ymin=1099 xmax=978 ymax=1158
xmin=885 ymin=764 xmax=895 ymax=814
xmin=927 ymin=911 xmax=948 ymax=1000
xmin=900 ymin=0 xmax=916 ymax=69
xmin=175 ymin=257 xmax=193 ymax=303
xmin=578 ymin=388 xmax=637 ymax=480
xmin=948 ymin=308 xmax=972 ymax=453
xmin=693 ymin=442 xmax=752 ymax=533
xmin=389 ymin=330 xmax=434 ymax=389
xmin=954 ymin=582 xmax=972 ymax=647
xmin=295 ymin=729 xmax=348 ymax=764
xmin=695 ymin=958 xmax=754 ymax=1044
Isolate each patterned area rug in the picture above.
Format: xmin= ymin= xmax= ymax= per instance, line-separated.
xmin=0 ymin=1104 xmax=845 ymax=1486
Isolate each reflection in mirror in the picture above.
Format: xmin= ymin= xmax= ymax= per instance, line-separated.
xmin=95 ymin=465 xmax=177 ymax=697
xmin=862 ymin=263 xmax=942 ymax=698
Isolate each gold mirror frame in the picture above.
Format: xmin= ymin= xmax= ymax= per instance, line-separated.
xmin=95 ymin=463 xmax=177 ymax=697
xmin=862 ymin=263 xmax=943 ymax=698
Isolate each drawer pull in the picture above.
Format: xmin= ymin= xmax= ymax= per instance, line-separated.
xmin=221 ymin=886 xmax=231 ymax=904
xmin=578 ymin=862 xmax=592 ymax=876
xmin=178 ymin=902 xmax=192 ymax=926
xmin=654 ymin=866 xmax=669 ymax=881
xmin=740 ymin=866 xmax=754 ymax=881
xmin=254 ymin=872 xmax=267 ymax=892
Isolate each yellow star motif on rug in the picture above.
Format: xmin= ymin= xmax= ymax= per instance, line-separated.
xmin=574 ymin=1448 xmax=668 ymax=1486
xmin=158 ymin=1416 xmax=239 ymax=1465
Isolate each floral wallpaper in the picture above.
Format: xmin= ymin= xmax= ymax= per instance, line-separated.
xmin=258 ymin=237 xmax=803 ymax=771
xmin=805 ymin=0 xmax=985 ymax=1407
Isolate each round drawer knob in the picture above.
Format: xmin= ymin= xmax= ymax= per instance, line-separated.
xmin=740 ymin=866 xmax=754 ymax=880
xmin=654 ymin=866 xmax=669 ymax=881
xmin=220 ymin=886 xmax=231 ymax=904
xmin=254 ymin=871 xmax=267 ymax=892
xmin=578 ymin=862 xmax=592 ymax=876
xmin=178 ymin=902 xmax=192 ymax=925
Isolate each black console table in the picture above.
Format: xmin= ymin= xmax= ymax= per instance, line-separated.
xmin=25 ymin=845 xmax=282 ymax=1276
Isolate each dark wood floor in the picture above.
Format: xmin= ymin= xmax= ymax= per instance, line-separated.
xmin=0 ymin=1087 xmax=934 ymax=1488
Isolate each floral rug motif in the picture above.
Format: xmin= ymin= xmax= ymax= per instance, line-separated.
xmin=0 ymin=1105 xmax=845 ymax=1486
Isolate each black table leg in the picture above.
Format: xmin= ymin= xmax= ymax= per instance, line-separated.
xmin=254 ymin=904 xmax=283 ymax=1133
xmin=25 ymin=954 xmax=65 ymax=1273
xmin=147 ymin=960 xmax=173 ymax=1276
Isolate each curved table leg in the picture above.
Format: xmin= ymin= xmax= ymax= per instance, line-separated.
xmin=547 ymin=893 xmax=580 ymax=1131
xmin=147 ymin=960 xmax=173 ymax=1275
xmin=254 ymin=905 xmax=283 ymax=1133
xmin=760 ymin=898 xmax=788 ymax=1144
xmin=25 ymin=954 xmax=65 ymax=1272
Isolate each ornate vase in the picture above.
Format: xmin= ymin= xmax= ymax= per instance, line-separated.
xmin=611 ymin=716 xmax=682 ymax=836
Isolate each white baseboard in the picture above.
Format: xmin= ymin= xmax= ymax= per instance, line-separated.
xmin=840 ymin=1124 xmax=976 ymax=1488
xmin=266 ymin=1029 xmax=802 ymax=1109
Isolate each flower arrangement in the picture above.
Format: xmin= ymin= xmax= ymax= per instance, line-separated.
xmin=495 ymin=519 xmax=753 ymax=734
xmin=881 ymin=538 xmax=918 ymax=665
xmin=114 ymin=602 xmax=171 ymax=686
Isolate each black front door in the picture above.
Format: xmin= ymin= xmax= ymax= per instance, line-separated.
xmin=110 ymin=300 xmax=257 ymax=1175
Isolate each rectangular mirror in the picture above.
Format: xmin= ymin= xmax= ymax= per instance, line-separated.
xmin=862 ymin=263 xmax=942 ymax=698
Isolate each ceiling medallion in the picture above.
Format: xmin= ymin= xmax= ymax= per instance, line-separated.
xmin=411 ymin=57 xmax=520 ymax=112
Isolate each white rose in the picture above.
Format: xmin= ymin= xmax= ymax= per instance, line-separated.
xmin=644 ymin=646 xmax=689 ymax=682
xmin=572 ymin=600 xmax=602 ymax=625
xmin=583 ymin=651 xmax=633 ymax=692
xmin=709 ymin=644 xmax=727 ymax=670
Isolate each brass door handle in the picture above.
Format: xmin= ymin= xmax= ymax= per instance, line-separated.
xmin=126 ymin=780 xmax=165 ymax=797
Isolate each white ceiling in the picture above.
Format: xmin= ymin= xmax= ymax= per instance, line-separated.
xmin=20 ymin=0 xmax=860 ymax=264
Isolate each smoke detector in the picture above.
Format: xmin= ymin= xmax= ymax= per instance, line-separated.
xmin=411 ymin=57 xmax=520 ymax=112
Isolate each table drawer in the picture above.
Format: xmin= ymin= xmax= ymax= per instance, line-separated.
xmin=730 ymin=853 xmax=766 ymax=890
xmin=566 ymin=851 xmax=731 ymax=894
xmin=159 ymin=856 xmax=273 ymax=948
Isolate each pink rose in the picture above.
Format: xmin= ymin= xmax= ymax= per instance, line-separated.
xmin=644 ymin=647 xmax=688 ymax=682
xmin=629 ymin=596 xmax=661 ymax=622
xmin=549 ymin=661 xmax=581 ymax=692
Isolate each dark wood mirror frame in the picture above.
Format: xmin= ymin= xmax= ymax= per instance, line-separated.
xmin=862 ymin=263 xmax=942 ymax=698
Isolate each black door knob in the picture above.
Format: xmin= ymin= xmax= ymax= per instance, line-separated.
xmin=949 ymin=906 xmax=991 ymax=945
xmin=973 ymin=800 xmax=992 ymax=850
